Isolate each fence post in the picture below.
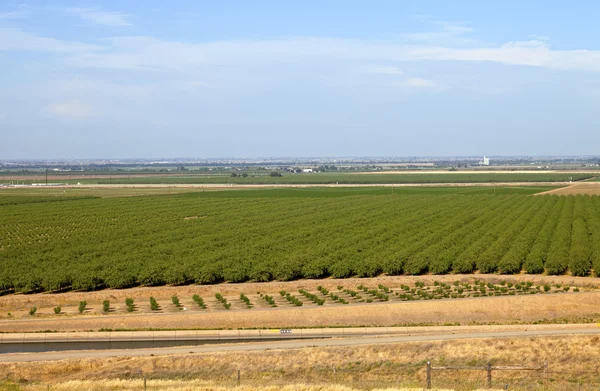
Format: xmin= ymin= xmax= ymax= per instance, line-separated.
xmin=544 ymin=361 xmax=548 ymax=386
xmin=143 ymin=376 xmax=146 ymax=391
xmin=237 ymin=369 xmax=241 ymax=386
xmin=426 ymin=361 xmax=431 ymax=389
xmin=486 ymin=362 xmax=492 ymax=389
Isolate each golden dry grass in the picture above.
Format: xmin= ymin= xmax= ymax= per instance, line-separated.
xmin=2 ymin=380 xmax=461 ymax=391
xmin=2 ymin=335 xmax=600 ymax=390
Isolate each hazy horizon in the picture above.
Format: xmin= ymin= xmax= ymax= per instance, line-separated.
xmin=2 ymin=1 xmax=600 ymax=159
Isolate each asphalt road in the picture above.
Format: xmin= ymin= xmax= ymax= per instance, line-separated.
xmin=1 ymin=325 xmax=599 ymax=363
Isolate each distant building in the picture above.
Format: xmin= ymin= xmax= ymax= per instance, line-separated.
xmin=302 ymin=168 xmax=314 ymax=173
xmin=479 ymin=156 xmax=490 ymax=166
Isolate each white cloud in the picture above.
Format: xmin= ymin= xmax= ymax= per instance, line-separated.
xmin=67 ymin=7 xmax=132 ymax=27
xmin=0 ymin=5 xmax=29 ymax=19
xmin=3 ymin=22 xmax=600 ymax=75
xmin=46 ymin=101 xmax=94 ymax=118
xmin=178 ymin=81 xmax=209 ymax=90
xmin=402 ymin=18 xmax=476 ymax=46
xmin=406 ymin=77 xmax=437 ymax=88
xmin=57 ymin=35 xmax=600 ymax=74
xmin=0 ymin=27 xmax=102 ymax=53
xmin=362 ymin=64 xmax=404 ymax=75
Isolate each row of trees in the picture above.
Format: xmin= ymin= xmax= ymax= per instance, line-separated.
xmin=1 ymin=193 xmax=600 ymax=293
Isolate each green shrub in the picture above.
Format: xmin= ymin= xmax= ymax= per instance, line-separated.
xmin=299 ymin=289 xmax=324 ymax=305
xmin=317 ymin=286 xmax=329 ymax=295
xmin=29 ymin=306 xmax=37 ymax=316
xmin=192 ymin=294 xmax=207 ymax=309
xmin=149 ymin=297 xmax=160 ymax=311
xmin=171 ymin=295 xmax=181 ymax=308
xmin=262 ymin=294 xmax=276 ymax=307
xmin=78 ymin=301 xmax=87 ymax=313
xmin=53 ymin=306 xmax=61 ymax=314
xmin=102 ymin=300 xmax=110 ymax=313
xmin=284 ymin=293 xmax=302 ymax=306
xmin=125 ymin=298 xmax=135 ymax=312
xmin=240 ymin=293 xmax=253 ymax=308
xmin=215 ymin=293 xmax=231 ymax=309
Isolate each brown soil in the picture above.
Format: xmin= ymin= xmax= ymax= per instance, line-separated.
xmin=536 ymin=182 xmax=600 ymax=195
xmin=355 ymin=170 xmax=600 ymax=175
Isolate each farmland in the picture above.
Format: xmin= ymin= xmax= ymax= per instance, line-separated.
xmin=0 ymin=171 xmax=595 ymax=185
xmin=1 ymin=189 xmax=600 ymax=295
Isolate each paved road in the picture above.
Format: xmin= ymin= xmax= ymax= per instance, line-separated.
xmin=1 ymin=325 xmax=599 ymax=363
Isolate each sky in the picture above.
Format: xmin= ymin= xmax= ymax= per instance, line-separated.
xmin=1 ymin=1 xmax=600 ymax=159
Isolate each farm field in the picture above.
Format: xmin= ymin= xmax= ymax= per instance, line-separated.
xmin=0 ymin=186 xmax=215 ymax=199
xmin=0 ymin=171 xmax=595 ymax=185
xmin=1 ymin=190 xmax=600 ymax=295
xmin=0 ymin=184 xmax=558 ymax=199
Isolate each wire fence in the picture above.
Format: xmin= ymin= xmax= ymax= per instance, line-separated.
xmin=33 ymin=360 xmax=600 ymax=391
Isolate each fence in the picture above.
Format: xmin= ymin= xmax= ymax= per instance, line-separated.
xmin=28 ymin=361 xmax=600 ymax=391
xmin=426 ymin=361 xmax=548 ymax=389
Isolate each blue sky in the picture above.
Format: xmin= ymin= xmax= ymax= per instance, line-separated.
xmin=1 ymin=1 xmax=599 ymax=159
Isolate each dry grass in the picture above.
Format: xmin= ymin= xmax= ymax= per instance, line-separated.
xmin=2 ymin=335 xmax=600 ymax=390
xmin=1 ymin=381 xmax=460 ymax=391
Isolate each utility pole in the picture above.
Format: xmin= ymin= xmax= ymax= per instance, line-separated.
xmin=45 ymin=168 xmax=48 ymax=186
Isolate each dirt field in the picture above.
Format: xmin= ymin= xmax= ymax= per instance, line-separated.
xmin=3 ymin=334 xmax=600 ymax=390
xmin=1 ymin=273 xmax=599 ymax=332
xmin=535 ymin=182 xmax=600 ymax=195
xmin=354 ymin=170 xmax=600 ymax=175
